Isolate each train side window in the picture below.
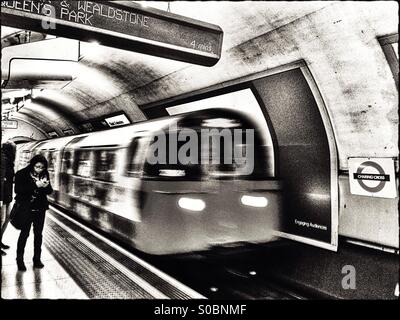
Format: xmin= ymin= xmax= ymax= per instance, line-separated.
xmin=75 ymin=150 xmax=92 ymax=178
xmin=62 ymin=136 xmax=88 ymax=174
xmin=20 ymin=151 xmax=31 ymax=168
xmin=94 ymin=150 xmax=116 ymax=182
xmin=126 ymin=137 xmax=145 ymax=177
xmin=62 ymin=151 xmax=73 ymax=173
xmin=30 ymin=142 xmax=46 ymax=157
xmin=47 ymin=151 xmax=56 ymax=172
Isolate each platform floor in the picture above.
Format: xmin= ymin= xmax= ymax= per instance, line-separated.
xmin=1 ymin=221 xmax=87 ymax=299
xmin=1 ymin=207 xmax=204 ymax=300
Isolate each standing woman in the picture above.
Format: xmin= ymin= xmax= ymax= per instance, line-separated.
xmin=1 ymin=140 xmax=16 ymax=256
xmin=14 ymin=155 xmax=53 ymax=271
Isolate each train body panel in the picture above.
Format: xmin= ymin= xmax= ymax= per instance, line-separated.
xmin=136 ymin=180 xmax=281 ymax=254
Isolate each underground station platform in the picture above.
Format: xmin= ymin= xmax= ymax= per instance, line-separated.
xmin=1 ymin=207 xmax=204 ymax=300
xmin=1 ymin=205 xmax=398 ymax=301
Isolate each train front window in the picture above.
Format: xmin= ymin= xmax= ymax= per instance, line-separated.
xmin=143 ymin=132 xmax=202 ymax=180
xmin=142 ymin=124 xmax=267 ymax=180
xmin=207 ymin=129 xmax=249 ymax=177
xmin=165 ymin=88 xmax=276 ymax=178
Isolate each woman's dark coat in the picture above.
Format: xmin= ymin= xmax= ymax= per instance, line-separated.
xmin=1 ymin=145 xmax=15 ymax=204
xmin=14 ymin=166 xmax=53 ymax=210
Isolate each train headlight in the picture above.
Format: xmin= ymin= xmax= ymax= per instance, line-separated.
xmin=178 ymin=197 xmax=206 ymax=212
xmin=240 ymin=195 xmax=268 ymax=208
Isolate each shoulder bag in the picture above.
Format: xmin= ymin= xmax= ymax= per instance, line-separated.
xmin=10 ymin=201 xmax=31 ymax=230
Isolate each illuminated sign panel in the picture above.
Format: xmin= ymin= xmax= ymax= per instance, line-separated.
xmin=63 ymin=128 xmax=75 ymax=135
xmin=1 ymin=1 xmax=223 ymax=66
xmin=2 ymin=120 xmax=18 ymax=129
xmin=47 ymin=131 xmax=59 ymax=138
xmin=104 ymin=114 xmax=130 ymax=127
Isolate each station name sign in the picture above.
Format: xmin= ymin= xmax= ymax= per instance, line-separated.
xmin=1 ymin=1 xmax=223 ymax=66
xmin=104 ymin=113 xmax=130 ymax=127
xmin=348 ymin=157 xmax=397 ymax=198
xmin=2 ymin=120 xmax=18 ymax=129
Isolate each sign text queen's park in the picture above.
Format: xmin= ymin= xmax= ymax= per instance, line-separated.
xmin=1 ymin=0 xmax=223 ymax=66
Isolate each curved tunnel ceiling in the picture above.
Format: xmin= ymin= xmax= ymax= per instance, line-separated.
xmin=1 ymin=1 xmax=333 ymax=134
xmin=14 ymin=110 xmax=53 ymax=134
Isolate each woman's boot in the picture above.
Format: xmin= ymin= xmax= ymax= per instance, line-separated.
xmin=16 ymin=258 xmax=26 ymax=271
xmin=33 ymin=259 xmax=44 ymax=268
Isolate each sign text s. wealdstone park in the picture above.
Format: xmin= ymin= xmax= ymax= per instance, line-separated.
xmin=1 ymin=1 xmax=223 ymax=66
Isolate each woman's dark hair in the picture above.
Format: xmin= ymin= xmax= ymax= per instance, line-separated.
xmin=29 ymin=155 xmax=49 ymax=177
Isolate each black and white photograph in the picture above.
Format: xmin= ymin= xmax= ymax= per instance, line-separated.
xmin=0 ymin=0 xmax=398 ymax=314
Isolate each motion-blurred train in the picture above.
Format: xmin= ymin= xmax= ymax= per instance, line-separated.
xmin=15 ymin=109 xmax=281 ymax=254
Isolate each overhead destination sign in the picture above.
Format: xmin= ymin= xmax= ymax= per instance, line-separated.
xmin=1 ymin=1 xmax=223 ymax=66
xmin=348 ymin=157 xmax=397 ymax=198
